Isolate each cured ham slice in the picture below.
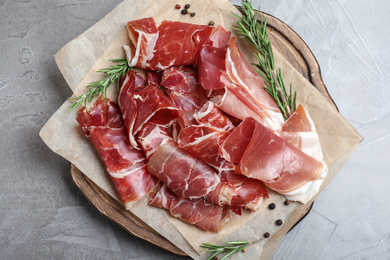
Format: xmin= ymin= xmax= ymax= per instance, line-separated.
xmin=148 ymin=139 xmax=220 ymax=199
xmin=278 ymin=105 xmax=328 ymax=203
xmin=76 ymin=97 xmax=158 ymax=209
xmin=138 ymin=123 xmax=220 ymax=199
xmin=221 ymin=117 xmax=324 ymax=196
xmin=161 ymin=66 xmax=208 ymax=127
xmin=197 ymin=37 xmax=284 ymax=130
xmin=126 ymin=18 xmax=213 ymax=70
xmin=149 ymin=184 xmax=230 ymax=232
xmin=177 ymin=102 xmax=235 ymax=171
xmin=206 ymin=171 xmax=269 ymax=215
xmin=118 ymin=70 xmax=179 ymax=148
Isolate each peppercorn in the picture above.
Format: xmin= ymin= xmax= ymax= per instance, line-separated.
xmin=275 ymin=219 xmax=283 ymax=226
xmin=241 ymin=247 xmax=247 ymax=253
xmin=175 ymin=4 xmax=181 ymax=9
xmin=190 ymin=12 xmax=196 ymax=17
xmin=284 ymin=199 xmax=291 ymax=205
xmin=268 ymin=203 xmax=276 ymax=210
xmin=213 ymin=256 xmax=218 ymax=260
xmin=208 ymin=21 xmax=215 ymax=27
xmin=185 ymin=4 xmax=190 ymax=9
xmin=181 ymin=9 xmax=187 ymax=15
xmin=263 ymin=232 xmax=270 ymax=238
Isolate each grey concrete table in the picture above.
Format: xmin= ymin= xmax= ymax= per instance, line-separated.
xmin=1 ymin=0 xmax=388 ymax=259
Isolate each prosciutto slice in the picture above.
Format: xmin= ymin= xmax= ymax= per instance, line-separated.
xmin=126 ymin=18 xmax=213 ymax=70
xmin=177 ymin=102 xmax=235 ymax=171
xmin=198 ymin=37 xmax=284 ymax=131
xmin=138 ymin=123 xmax=220 ymax=199
xmin=278 ymin=105 xmax=328 ymax=203
xmin=221 ymin=117 xmax=324 ymax=196
xmin=206 ymin=171 xmax=269 ymax=215
xmin=149 ymin=184 xmax=230 ymax=232
xmin=76 ymin=97 xmax=158 ymax=209
xmin=118 ymin=70 xmax=179 ymax=148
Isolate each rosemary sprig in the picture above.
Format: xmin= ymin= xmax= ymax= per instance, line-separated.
xmin=68 ymin=58 xmax=131 ymax=112
xmin=232 ymin=0 xmax=297 ymax=119
xmin=201 ymin=241 xmax=249 ymax=260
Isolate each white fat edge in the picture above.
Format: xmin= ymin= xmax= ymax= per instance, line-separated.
xmin=219 ymin=145 xmax=232 ymax=163
xmin=281 ymin=162 xmax=328 ymax=204
xmin=108 ymin=158 xmax=147 ymax=179
xmin=226 ymin=48 xmax=284 ymax=131
xmin=245 ymin=196 xmax=266 ymax=212
xmin=145 ymin=31 xmax=159 ymax=62
xmin=299 ymin=132 xmax=324 ymax=161
xmin=142 ymin=127 xmax=171 ymax=158
xmin=133 ymin=94 xmax=144 ymax=102
xmin=123 ymin=45 xmax=133 ymax=67
xmin=193 ymin=101 xmax=214 ymax=122
xmin=185 ymin=131 xmax=220 ymax=146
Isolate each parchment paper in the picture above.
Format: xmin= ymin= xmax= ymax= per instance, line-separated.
xmin=40 ymin=0 xmax=363 ymax=259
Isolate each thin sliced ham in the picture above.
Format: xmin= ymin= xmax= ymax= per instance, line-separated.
xmin=221 ymin=117 xmax=324 ymax=195
xmin=126 ymin=18 xmax=213 ymax=70
xmin=149 ymin=184 xmax=230 ymax=232
xmin=278 ymin=105 xmax=328 ymax=203
xmin=197 ymin=37 xmax=284 ymax=131
xmin=177 ymin=102 xmax=235 ymax=172
xmin=76 ymin=97 xmax=158 ymax=209
xmin=138 ymin=123 xmax=220 ymax=199
xmin=118 ymin=70 xmax=179 ymax=149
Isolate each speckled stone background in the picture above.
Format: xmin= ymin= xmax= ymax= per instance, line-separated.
xmin=1 ymin=0 xmax=389 ymax=259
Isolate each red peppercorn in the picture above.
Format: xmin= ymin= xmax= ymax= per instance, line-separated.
xmin=175 ymin=4 xmax=181 ymax=9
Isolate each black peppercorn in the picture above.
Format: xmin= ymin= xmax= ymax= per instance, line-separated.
xmin=275 ymin=219 xmax=283 ymax=226
xmin=208 ymin=21 xmax=215 ymax=27
xmin=268 ymin=203 xmax=276 ymax=210
xmin=185 ymin=4 xmax=190 ymax=9
xmin=190 ymin=12 xmax=195 ymax=17
xmin=181 ymin=9 xmax=187 ymax=15
xmin=263 ymin=232 xmax=270 ymax=238
xmin=284 ymin=199 xmax=291 ymax=205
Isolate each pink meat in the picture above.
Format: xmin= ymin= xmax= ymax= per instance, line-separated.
xmin=177 ymin=102 xmax=235 ymax=171
xmin=76 ymin=97 xmax=158 ymax=209
xmin=118 ymin=70 xmax=179 ymax=149
xmin=127 ymin=18 xmax=213 ymax=70
xmin=138 ymin=123 xmax=220 ymax=199
xmin=147 ymin=139 xmax=220 ymax=199
xmin=221 ymin=117 xmax=324 ymax=193
xmin=149 ymin=184 xmax=230 ymax=232
xmin=197 ymin=37 xmax=284 ymax=131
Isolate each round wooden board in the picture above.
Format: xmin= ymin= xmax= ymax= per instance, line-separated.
xmin=70 ymin=9 xmax=338 ymax=257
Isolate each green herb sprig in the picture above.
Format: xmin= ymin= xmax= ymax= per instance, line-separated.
xmin=232 ymin=0 xmax=297 ymax=119
xmin=69 ymin=58 xmax=131 ymax=112
xmin=201 ymin=241 xmax=249 ymax=260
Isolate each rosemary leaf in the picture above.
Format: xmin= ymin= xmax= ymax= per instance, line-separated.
xmin=68 ymin=58 xmax=131 ymax=113
xmin=233 ymin=0 xmax=297 ymax=119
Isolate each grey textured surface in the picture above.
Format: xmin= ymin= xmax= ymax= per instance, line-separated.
xmin=0 ymin=0 xmax=388 ymax=259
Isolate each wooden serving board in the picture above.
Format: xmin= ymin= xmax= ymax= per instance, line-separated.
xmin=70 ymin=10 xmax=338 ymax=257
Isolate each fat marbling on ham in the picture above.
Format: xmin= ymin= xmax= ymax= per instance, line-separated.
xmin=76 ymin=97 xmax=158 ymax=209
xmin=149 ymin=183 xmax=230 ymax=232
